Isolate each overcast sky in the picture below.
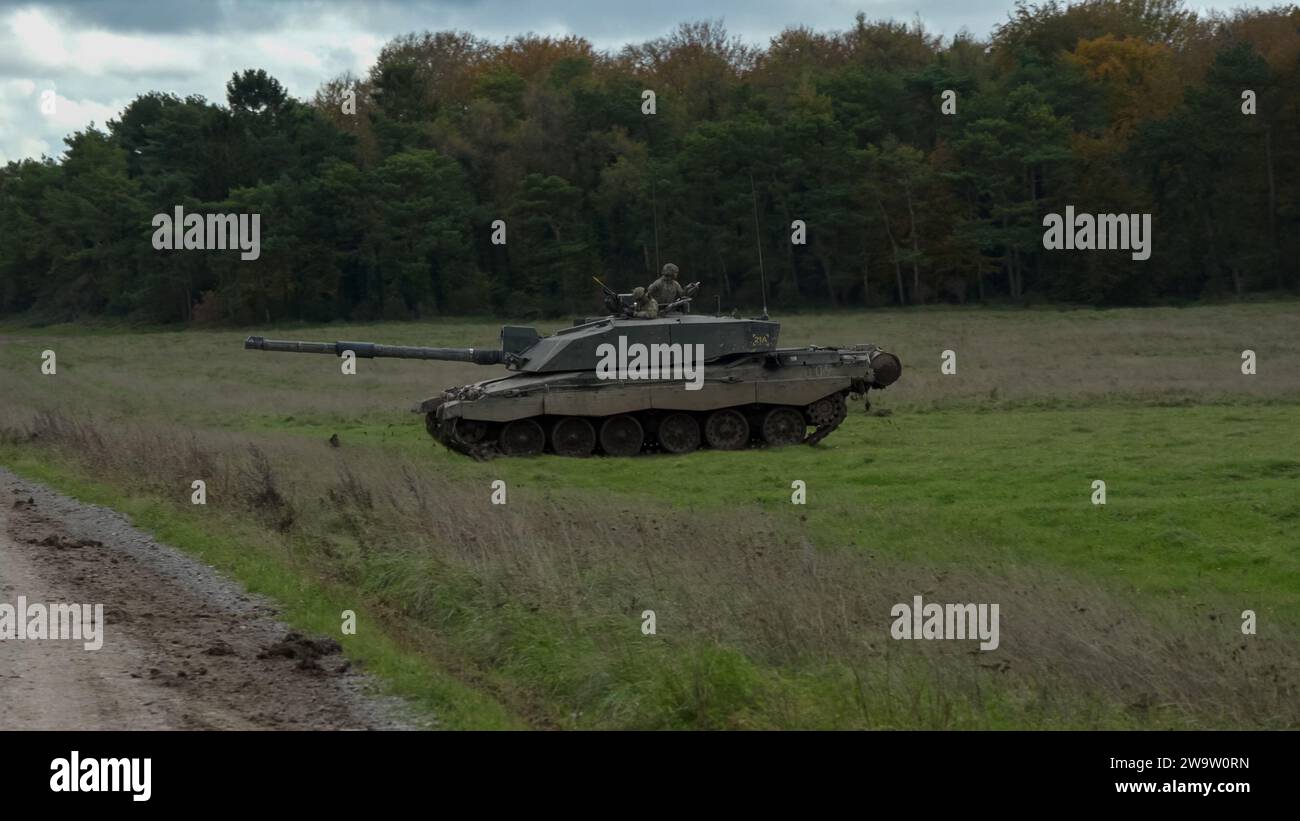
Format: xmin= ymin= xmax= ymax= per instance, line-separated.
xmin=0 ymin=0 xmax=1253 ymax=164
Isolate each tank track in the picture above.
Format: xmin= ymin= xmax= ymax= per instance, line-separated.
xmin=426 ymin=390 xmax=857 ymax=460
xmin=426 ymin=411 xmax=500 ymax=461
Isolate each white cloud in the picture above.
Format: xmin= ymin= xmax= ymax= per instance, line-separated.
xmin=7 ymin=7 xmax=203 ymax=76
xmin=0 ymin=5 xmax=376 ymax=162
xmin=45 ymin=92 xmax=123 ymax=130
xmin=9 ymin=8 xmax=71 ymax=67
xmin=4 ymin=77 xmax=37 ymax=96
xmin=252 ymin=35 xmax=325 ymax=72
xmin=75 ymin=30 xmax=201 ymax=75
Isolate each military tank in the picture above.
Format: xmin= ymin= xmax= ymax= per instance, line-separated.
xmin=243 ymin=294 xmax=901 ymax=459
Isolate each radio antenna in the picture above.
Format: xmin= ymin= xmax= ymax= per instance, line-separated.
xmin=750 ymin=172 xmax=769 ymax=320
xmin=651 ymin=172 xmax=661 ymax=275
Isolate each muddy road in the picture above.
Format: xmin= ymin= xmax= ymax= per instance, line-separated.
xmin=0 ymin=468 xmax=416 ymax=730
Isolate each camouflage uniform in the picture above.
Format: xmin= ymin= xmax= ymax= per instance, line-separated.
xmin=631 ymin=287 xmax=658 ymax=319
xmin=647 ymin=263 xmax=685 ymax=306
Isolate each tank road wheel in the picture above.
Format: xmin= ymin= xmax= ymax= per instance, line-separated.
xmin=599 ymin=415 xmax=644 ymax=457
xmin=499 ymin=418 xmax=545 ymax=457
xmin=657 ymin=413 xmax=700 ymax=455
xmin=551 ymin=417 xmax=596 ymax=457
xmin=704 ymin=409 xmax=749 ymax=451
xmin=761 ymin=407 xmax=806 ymax=447
xmin=452 ymin=418 xmax=489 ymax=445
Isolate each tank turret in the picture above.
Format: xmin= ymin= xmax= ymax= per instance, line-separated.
xmin=245 ymin=313 xmax=782 ymax=374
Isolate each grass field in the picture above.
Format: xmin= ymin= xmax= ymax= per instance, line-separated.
xmin=2 ymin=301 xmax=1298 ymax=728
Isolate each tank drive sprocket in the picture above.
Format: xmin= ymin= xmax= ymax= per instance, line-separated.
xmin=803 ymin=392 xmax=848 ymax=447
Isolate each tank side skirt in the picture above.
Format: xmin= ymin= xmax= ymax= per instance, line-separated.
xmin=427 ymin=386 xmax=854 ymax=458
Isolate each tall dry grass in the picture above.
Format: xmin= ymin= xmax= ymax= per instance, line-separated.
xmin=11 ymin=410 xmax=1299 ymax=728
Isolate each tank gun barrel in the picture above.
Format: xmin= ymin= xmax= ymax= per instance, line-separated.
xmin=243 ymin=336 xmax=503 ymax=365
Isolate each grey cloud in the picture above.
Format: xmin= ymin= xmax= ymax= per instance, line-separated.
xmin=0 ymin=0 xmax=284 ymax=34
xmin=1 ymin=0 xmax=1013 ymax=40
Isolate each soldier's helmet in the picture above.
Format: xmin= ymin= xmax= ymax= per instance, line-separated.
xmin=661 ymin=263 xmax=679 ymax=279
xmin=632 ymin=286 xmax=647 ymax=300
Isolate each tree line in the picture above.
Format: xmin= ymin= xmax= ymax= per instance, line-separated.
xmin=1 ymin=0 xmax=1297 ymax=324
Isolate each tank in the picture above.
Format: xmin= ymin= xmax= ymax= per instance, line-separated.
xmin=243 ymin=302 xmax=901 ymax=459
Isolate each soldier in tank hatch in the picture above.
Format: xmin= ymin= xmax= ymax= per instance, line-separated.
xmin=630 ymin=287 xmax=658 ymax=318
xmin=647 ymin=263 xmax=699 ymax=309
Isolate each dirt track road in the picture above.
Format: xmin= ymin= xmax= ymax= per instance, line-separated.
xmin=0 ymin=467 xmax=416 ymax=730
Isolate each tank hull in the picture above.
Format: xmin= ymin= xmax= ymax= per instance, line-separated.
xmin=420 ymin=345 xmax=901 ymax=459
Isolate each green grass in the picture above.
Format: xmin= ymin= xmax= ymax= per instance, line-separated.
xmin=223 ymin=400 xmax=1300 ymax=625
xmin=465 ymin=404 xmax=1300 ymax=620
